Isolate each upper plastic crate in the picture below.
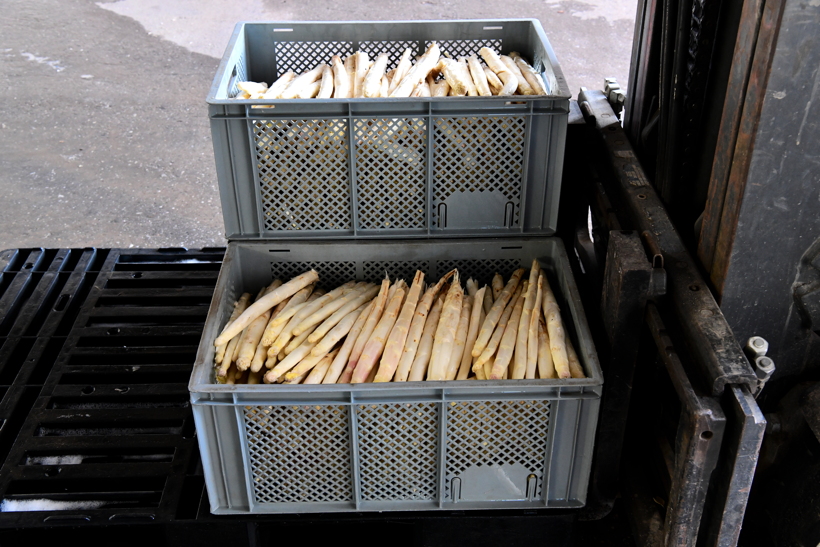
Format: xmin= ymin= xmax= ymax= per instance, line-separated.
xmin=207 ymin=20 xmax=571 ymax=240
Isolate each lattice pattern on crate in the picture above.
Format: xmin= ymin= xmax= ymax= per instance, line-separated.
xmin=354 ymin=118 xmax=426 ymax=230
xmin=274 ymin=41 xmax=354 ymax=75
xmin=432 ymin=116 xmax=526 ymax=227
xmin=270 ymin=261 xmax=356 ymax=289
xmin=356 ymin=402 xmax=439 ymax=501
xmin=362 ymin=261 xmax=430 ymax=283
xmin=357 ymin=41 xmax=419 ymax=71
xmin=444 ymin=400 xmax=550 ymax=499
xmin=431 ymin=39 xmax=503 ymax=60
xmin=436 ymin=259 xmax=521 ymax=287
xmin=254 ymin=119 xmax=351 ymax=231
xmin=244 ymin=405 xmax=353 ymax=504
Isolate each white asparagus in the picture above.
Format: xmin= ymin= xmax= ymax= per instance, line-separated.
xmin=537 ymin=318 xmax=556 ymax=379
xmin=432 ymin=78 xmax=450 ymax=97
xmin=566 ymin=335 xmax=586 ymax=378
xmin=344 ymin=55 xmax=357 ymax=96
xmin=542 ymin=276 xmax=570 ymax=378
xmin=294 ymin=282 xmax=370 ymax=337
xmin=354 ymin=51 xmax=370 ymax=98
xmin=247 ymin=369 xmax=263 ymax=385
xmin=459 ymin=286 xmax=485 ymax=380
xmin=437 ymin=58 xmax=472 ymax=96
xmin=280 ymin=65 xmax=327 ymax=99
xmin=466 ymin=278 xmax=478 ymax=298
xmin=408 ymin=296 xmax=445 ymax=382
xmin=526 ymin=274 xmax=544 ymax=379
xmin=352 ymin=286 xmax=406 ymax=383
xmin=473 ymin=282 xmax=525 ymax=370
xmin=513 ymin=260 xmax=540 ymax=379
xmin=491 ymin=287 xmax=527 ymax=379
xmin=265 ymin=337 xmax=318 ymax=383
xmin=305 ymin=349 xmax=339 ymax=384
xmin=363 ymin=53 xmax=389 ymax=98
xmin=225 ymin=364 xmax=238 ymax=385
xmin=484 ymin=67 xmax=504 ymax=95
xmin=479 ymin=48 xmax=518 ymax=96
xmin=283 ymin=371 xmax=308 ymax=384
xmin=235 ymin=286 xmax=273 ymax=371
xmin=482 ymin=284 xmax=494 ymax=315
xmin=284 ymin=344 xmax=330 ymax=380
xmin=343 ymin=278 xmax=390 ymax=380
xmin=500 ymin=55 xmax=536 ymax=95
xmin=296 ymin=81 xmax=321 ymax=99
xmin=389 ymin=48 xmax=414 ymax=94
xmin=394 ymin=271 xmax=453 ymax=382
xmin=331 ymin=55 xmax=350 ymax=98
xmin=317 ymin=65 xmax=334 ymax=98
xmin=390 ymin=42 xmax=441 ymax=97
xmin=264 ymin=285 xmax=317 ymax=332
xmin=375 ymin=271 xmax=425 ymax=382
xmin=491 ymin=273 xmax=504 ymax=300
xmin=263 ymin=71 xmax=296 ymax=98
xmin=215 ymin=293 xmax=251 ymax=366
xmin=428 ymin=274 xmax=462 ymax=381
xmin=324 ymin=300 xmax=373 ymax=384
xmin=308 ymin=285 xmax=379 ymax=344
xmin=269 ymin=283 xmax=352 ymax=357
xmin=411 ymin=80 xmax=431 ymax=97
xmin=249 ymin=333 xmax=270 ymax=373
xmin=261 ymin=285 xmax=314 ymax=346
xmin=380 ymin=75 xmax=389 ymax=97
xmin=218 ymin=335 xmax=240 ymax=379
xmin=467 ymin=55 xmax=492 ymax=96
xmin=511 ymin=53 xmax=549 ymax=95
xmin=215 ymin=270 xmax=319 ymax=346
xmin=283 ymin=324 xmax=317 ymax=356
xmin=457 ymin=57 xmax=478 ymax=96
xmin=237 ymin=81 xmax=267 ymax=95
xmin=473 ymin=268 xmax=525 ymax=357
xmin=448 ymin=297 xmax=472 ymax=380
xmin=311 ymin=303 xmax=367 ymax=357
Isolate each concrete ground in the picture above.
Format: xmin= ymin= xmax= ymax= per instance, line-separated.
xmin=0 ymin=0 xmax=636 ymax=250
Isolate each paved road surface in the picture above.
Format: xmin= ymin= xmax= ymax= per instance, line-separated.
xmin=0 ymin=0 xmax=635 ymax=250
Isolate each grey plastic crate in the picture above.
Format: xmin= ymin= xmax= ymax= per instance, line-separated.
xmin=190 ymin=238 xmax=602 ymax=514
xmin=207 ymin=20 xmax=571 ymax=240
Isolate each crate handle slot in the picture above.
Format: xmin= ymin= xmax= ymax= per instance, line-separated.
xmin=483 ymin=26 xmax=504 ymax=30
xmin=437 ymin=203 xmax=447 ymax=228
xmin=526 ymin=473 xmax=538 ymax=500
xmin=273 ymin=28 xmax=293 ymax=32
xmin=450 ymin=477 xmax=462 ymax=501
xmin=227 ymin=66 xmax=238 ymax=98
xmin=504 ymin=201 xmax=515 ymax=227
xmin=268 ymin=249 xmax=291 ymax=253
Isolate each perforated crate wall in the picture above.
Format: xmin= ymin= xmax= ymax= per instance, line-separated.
xmin=232 ymin=397 xmax=570 ymax=511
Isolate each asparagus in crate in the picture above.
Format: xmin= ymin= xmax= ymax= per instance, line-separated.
xmin=232 ymin=45 xmax=548 ymax=100
xmin=212 ymin=266 xmax=583 ymax=384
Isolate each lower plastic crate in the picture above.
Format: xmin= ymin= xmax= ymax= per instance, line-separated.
xmin=190 ymin=238 xmax=602 ymax=514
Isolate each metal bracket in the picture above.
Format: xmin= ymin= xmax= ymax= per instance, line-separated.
xmin=579 ymin=87 xmax=758 ymax=396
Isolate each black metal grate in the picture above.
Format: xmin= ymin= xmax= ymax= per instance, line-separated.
xmin=0 ymin=248 xmax=222 ymax=527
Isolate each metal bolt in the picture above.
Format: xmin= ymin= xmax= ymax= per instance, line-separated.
xmin=745 ymin=336 xmax=769 ymax=358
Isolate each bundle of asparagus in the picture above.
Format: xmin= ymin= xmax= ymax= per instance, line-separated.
xmin=232 ymin=45 xmax=548 ymax=100
xmin=214 ymin=261 xmax=585 ymax=385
